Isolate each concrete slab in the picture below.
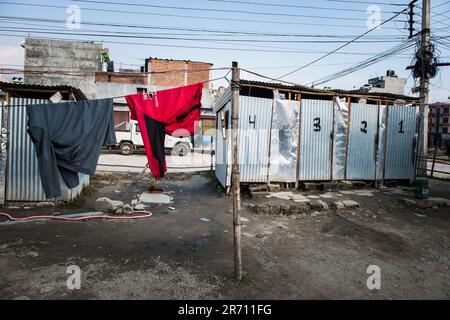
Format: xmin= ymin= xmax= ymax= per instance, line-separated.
xmin=271 ymin=192 xmax=294 ymax=201
xmin=139 ymin=192 xmax=172 ymax=204
xmin=319 ymin=193 xmax=336 ymax=199
xmin=342 ymin=200 xmax=360 ymax=208
xmin=292 ymin=194 xmax=310 ymax=203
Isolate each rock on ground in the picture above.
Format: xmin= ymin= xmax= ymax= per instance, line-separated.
xmin=342 ymin=200 xmax=360 ymax=208
xmin=95 ymin=197 xmax=114 ymax=212
xmin=332 ymin=201 xmax=345 ymax=210
xmin=122 ymin=204 xmax=134 ymax=214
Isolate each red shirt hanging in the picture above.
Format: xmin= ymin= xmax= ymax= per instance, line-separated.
xmin=125 ymin=83 xmax=203 ymax=179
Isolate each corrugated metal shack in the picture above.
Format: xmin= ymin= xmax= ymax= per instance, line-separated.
xmin=214 ymin=79 xmax=420 ymax=188
xmin=0 ymin=82 xmax=89 ymax=204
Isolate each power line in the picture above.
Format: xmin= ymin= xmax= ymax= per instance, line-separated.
xmin=72 ymin=0 xmax=400 ymax=20
xmin=432 ymin=1 xmax=450 ymax=9
xmin=0 ymin=66 xmax=229 ymax=76
xmin=320 ymin=0 xmax=406 ymax=5
xmin=277 ymin=3 xmax=411 ymax=79
xmin=308 ymin=40 xmax=415 ymax=86
xmin=0 ymin=26 xmax=409 ymax=43
xmin=1 ymin=32 xmax=416 ymax=56
xmin=206 ymin=0 xmax=389 ymax=13
xmin=0 ymin=1 xmax=406 ymax=23
xmin=0 ymin=14 xmax=403 ymax=32
xmin=0 ymin=16 xmax=407 ymax=39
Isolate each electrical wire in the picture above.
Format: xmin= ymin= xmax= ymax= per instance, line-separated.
xmin=308 ymin=39 xmax=416 ymax=86
xmin=432 ymin=1 xmax=450 ymax=9
xmin=172 ymin=0 xmax=395 ymax=13
xmin=0 ymin=26 xmax=409 ymax=43
xmin=277 ymin=4 xmax=411 ymax=79
xmin=0 ymin=14 xmax=403 ymax=31
xmin=0 ymin=33 xmax=415 ymax=56
xmin=0 ymin=74 xmax=230 ymax=106
xmin=0 ymin=1 xmax=407 ymax=25
xmin=0 ymin=16 xmax=407 ymax=39
xmin=71 ymin=0 xmax=404 ymax=21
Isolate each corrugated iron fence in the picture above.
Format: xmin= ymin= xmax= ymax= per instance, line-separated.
xmin=215 ymin=95 xmax=417 ymax=186
xmin=2 ymin=98 xmax=89 ymax=202
xmin=7 ymin=98 xmax=48 ymax=201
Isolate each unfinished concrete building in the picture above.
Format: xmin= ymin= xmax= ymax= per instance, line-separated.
xmin=22 ymin=38 xmax=103 ymax=98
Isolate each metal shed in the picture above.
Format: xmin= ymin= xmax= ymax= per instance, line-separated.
xmin=214 ymin=79 xmax=419 ymax=188
xmin=0 ymin=82 xmax=89 ymax=204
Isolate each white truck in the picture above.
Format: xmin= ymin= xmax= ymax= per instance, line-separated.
xmin=115 ymin=120 xmax=193 ymax=156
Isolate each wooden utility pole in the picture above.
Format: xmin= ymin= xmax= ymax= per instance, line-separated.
xmin=417 ymin=0 xmax=430 ymax=176
xmin=231 ymin=61 xmax=242 ymax=281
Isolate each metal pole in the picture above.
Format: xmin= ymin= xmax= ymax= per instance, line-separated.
xmin=231 ymin=61 xmax=242 ymax=281
xmin=210 ymin=136 xmax=214 ymax=171
xmin=431 ymin=107 xmax=440 ymax=177
xmin=417 ymin=0 xmax=430 ymax=177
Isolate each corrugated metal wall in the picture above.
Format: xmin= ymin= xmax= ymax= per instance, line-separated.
xmin=346 ymin=103 xmax=379 ymax=180
xmin=7 ymin=98 xmax=89 ymax=202
xmin=298 ymin=99 xmax=334 ymax=181
xmin=238 ymin=96 xmax=272 ymax=183
xmin=214 ymin=94 xmax=418 ymax=186
xmin=215 ymin=102 xmax=231 ymax=187
xmin=8 ymin=98 xmax=48 ymax=201
xmin=384 ymin=104 xmax=417 ymax=180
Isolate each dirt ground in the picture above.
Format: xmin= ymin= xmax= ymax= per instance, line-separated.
xmin=0 ymin=171 xmax=449 ymax=300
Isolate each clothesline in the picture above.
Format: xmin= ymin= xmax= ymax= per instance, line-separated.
xmin=0 ymin=66 xmax=231 ymax=77
xmin=0 ymin=75 xmax=229 ymax=107
xmin=108 ymin=75 xmax=229 ymax=100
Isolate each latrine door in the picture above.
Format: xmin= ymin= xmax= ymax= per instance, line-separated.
xmin=238 ymin=96 xmax=272 ymax=183
xmin=384 ymin=104 xmax=417 ymax=180
xmin=215 ymin=102 xmax=231 ymax=187
xmin=346 ymin=103 xmax=379 ymax=180
xmin=299 ymin=99 xmax=334 ymax=181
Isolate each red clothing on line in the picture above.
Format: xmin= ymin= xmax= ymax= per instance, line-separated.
xmin=125 ymin=83 xmax=203 ymax=178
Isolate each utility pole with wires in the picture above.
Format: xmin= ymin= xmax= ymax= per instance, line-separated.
xmin=417 ymin=0 xmax=431 ymax=177
xmin=231 ymin=61 xmax=242 ymax=281
xmin=407 ymin=1 xmax=450 ymax=171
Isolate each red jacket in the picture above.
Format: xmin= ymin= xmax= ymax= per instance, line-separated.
xmin=125 ymin=83 xmax=203 ymax=178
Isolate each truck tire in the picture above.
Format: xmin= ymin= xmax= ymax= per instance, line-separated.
xmin=120 ymin=142 xmax=134 ymax=155
xmin=172 ymin=142 xmax=190 ymax=157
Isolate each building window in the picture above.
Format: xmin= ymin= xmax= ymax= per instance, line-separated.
xmin=137 ymin=87 xmax=147 ymax=93
xmin=442 ymin=127 xmax=448 ymax=133
xmin=444 ymin=118 xmax=449 ymax=124
xmin=444 ymin=107 xmax=449 ymax=114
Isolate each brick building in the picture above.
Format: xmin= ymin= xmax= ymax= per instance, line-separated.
xmin=95 ymin=58 xmax=216 ymax=146
xmin=144 ymin=58 xmax=213 ymax=89
xmin=428 ymin=102 xmax=450 ymax=147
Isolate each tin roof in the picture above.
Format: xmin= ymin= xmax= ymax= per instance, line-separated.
xmin=240 ymin=79 xmax=419 ymax=102
xmin=0 ymin=81 xmax=87 ymax=101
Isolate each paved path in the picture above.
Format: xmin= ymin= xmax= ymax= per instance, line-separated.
xmin=427 ymin=160 xmax=450 ymax=179
xmin=97 ymin=151 xmax=215 ymax=173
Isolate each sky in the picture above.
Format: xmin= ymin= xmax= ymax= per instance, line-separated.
xmin=0 ymin=0 xmax=449 ymax=102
